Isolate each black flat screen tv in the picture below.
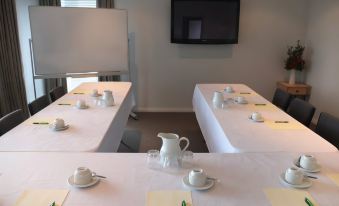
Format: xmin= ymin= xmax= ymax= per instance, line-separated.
xmin=171 ymin=0 xmax=240 ymax=44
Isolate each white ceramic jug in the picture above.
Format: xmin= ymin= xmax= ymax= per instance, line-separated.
xmin=157 ymin=133 xmax=190 ymax=164
xmin=102 ymin=90 xmax=115 ymax=106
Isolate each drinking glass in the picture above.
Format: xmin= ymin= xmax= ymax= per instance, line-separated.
xmin=147 ymin=150 xmax=160 ymax=169
xmin=182 ymin=150 xmax=194 ymax=169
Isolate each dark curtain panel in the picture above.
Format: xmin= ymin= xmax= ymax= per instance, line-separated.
xmin=0 ymin=0 xmax=29 ymax=118
xmin=38 ymin=0 xmax=67 ymax=94
xmin=39 ymin=0 xmax=61 ymax=6
xmin=97 ymin=0 xmax=120 ymax=82
xmin=97 ymin=0 xmax=114 ymax=9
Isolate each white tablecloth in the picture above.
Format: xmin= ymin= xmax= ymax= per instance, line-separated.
xmin=1 ymin=152 xmax=339 ymax=205
xmin=193 ymin=84 xmax=337 ymax=153
xmin=0 ymin=82 xmax=133 ymax=152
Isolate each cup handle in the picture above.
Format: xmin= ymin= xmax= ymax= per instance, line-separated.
xmin=179 ymin=137 xmax=190 ymax=152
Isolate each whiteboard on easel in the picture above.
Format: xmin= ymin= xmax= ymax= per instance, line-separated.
xmin=29 ymin=6 xmax=128 ymax=76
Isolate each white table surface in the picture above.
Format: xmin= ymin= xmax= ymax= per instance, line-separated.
xmin=0 ymin=82 xmax=133 ymax=152
xmin=1 ymin=152 xmax=339 ymax=205
xmin=193 ymin=84 xmax=337 ymax=153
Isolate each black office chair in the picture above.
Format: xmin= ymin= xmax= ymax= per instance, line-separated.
xmin=49 ymin=86 xmax=66 ymax=102
xmin=272 ymin=88 xmax=293 ymax=111
xmin=0 ymin=109 xmax=25 ymax=136
xmin=28 ymin=94 xmax=50 ymax=116
xmin=287 ymin=98 xmax=315 ymax=127
xmin=316 ymin=112 xmax=339 ymax=149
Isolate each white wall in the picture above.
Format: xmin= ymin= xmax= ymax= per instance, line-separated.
xmin=305 ymin=0 xmax=339 ymax=119
xmin=115 ymin=0 xmax=309 ymax=112
xmin=16 ymin=0 xmax=45 ymax=103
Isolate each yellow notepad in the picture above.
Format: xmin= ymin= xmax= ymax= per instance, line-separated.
xmin=234 ymin=92 xmax=256 ymax=96
xmin=25 ymin=118 xmax=55 ymax=125
xmin=147 ymin=190 xmax=192 ymax=206
xmin=264 ymin=188 xmax=318 ymax=206
xmin=327 ymin=173 xmax=339 ymax=187
xmin=15 ymin=189 xmax=69 ymax=206
xmin=264 ymin=121 xmax=304 ymax=130
xmin=72 ymin=89 xmax=91 ymax=94
xmin=56 ymin=100 xmax=76 ymax=106
xmin=246 ymin=104 xmax=276 ymax=111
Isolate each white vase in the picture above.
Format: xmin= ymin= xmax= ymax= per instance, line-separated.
xmin=289 ymin=69 xmax=296 ymax=85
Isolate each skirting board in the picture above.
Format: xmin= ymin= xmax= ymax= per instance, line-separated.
xmin=135 ymin=107 xmax=193 ymax=112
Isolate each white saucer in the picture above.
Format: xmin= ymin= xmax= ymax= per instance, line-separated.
xmin=91 ymin=94 xmax=102 ymax=97
xmin=248 ymin=116 xmax=265 ymax=123
xmin=279 ymin=173 xmax=312 ymax=189
xmin=224 ymin=90 xmax=234 ymax=93
xmin=182 ymin=175 xmax=215 ymax=191
xmin=68 ymin=175 xmax=99 ymax=188
xmin=75 ymin=105 xmax=89 ymax=110
xmin=293 ymin=159 xmax=321 ymax=173
xmin=49 ymin=125 xmax=69 ymax=131
xmin=234 ymin=100 xmax=248 ymax=104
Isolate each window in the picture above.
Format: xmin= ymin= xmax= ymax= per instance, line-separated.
xmin=61 ymin=0 xmax=96 ymax=8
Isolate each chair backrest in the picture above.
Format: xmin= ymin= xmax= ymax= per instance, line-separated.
xmin=0 ymin=109 xmax=25 ymax=136
xmin=28 ymin=94 xmax=50 ymax=116
xmin=316 ymin=112 xmax=339 ymax=149
xmin=49 ymin=86 xmax=66 ymax=102
xmin=287 ymin=98 xmax=315 ymax=127
xmin=272 ymin=88 xmax=292 ymax=111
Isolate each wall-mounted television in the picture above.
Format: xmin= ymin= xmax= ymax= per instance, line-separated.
xmin=171 ymin=0 xmax=240 ymax=44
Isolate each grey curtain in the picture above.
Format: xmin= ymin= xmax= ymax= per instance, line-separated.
xmin=0 ymin=0 xmax=29 ymax=118
xmin=97 ymin=0 xmax=120 ymax=82
xmin=39 ymin=0 xmax=67 ymax=94
xmin=39 ymin=0 xmax=61 ymax=6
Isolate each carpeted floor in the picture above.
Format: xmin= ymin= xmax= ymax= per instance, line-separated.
xmin=119 ymin=112 xmax=209 ymax=153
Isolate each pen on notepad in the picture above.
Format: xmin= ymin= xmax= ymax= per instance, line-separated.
xmin=274 ymin=121 xmax=289 ymax=123
xmin=255 ymin=104 xmax=266 ymax=106
xmin=58 ymin=103 xmax=71 ymax=105
xmin=73 ymin=92 xmax=84 ymax=94
xmin=305 ymin=197 xmax=314 ymax=206
xmin=33 ymin=122 xmax=49 ymax=125
xmin=240 ymin=92 xmax=251 ymax=94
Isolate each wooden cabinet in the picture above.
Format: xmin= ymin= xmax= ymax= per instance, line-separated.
xmin=277 ymin=81 xmax=311 ymax=99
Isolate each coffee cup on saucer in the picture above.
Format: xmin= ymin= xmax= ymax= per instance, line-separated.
xmin=250 ymin=112 xmax=263 ymax=121
xmin=73 ymin=167 xmax=93 ymax=185
xmin=224 ymin=86 xmax=234 ymax=93
xmin=234 ymin=96 xmax=246 ymax=104
xmin=76 ymin=100 xmax=87 ymax=109
xmin=91 ymin=89 xmax=99 ymax=97
xmin=52 ymin=118 xmax=65 ymax=130
xmin=212 ymin=91 xmax=224 ymax=108
xmin=300 ymin=155 xmax=318 ymax=170
xmin=285 ymin=167 xmax=304 ymax=185
xmin=188 ymin=169 xmax=207 ymax=187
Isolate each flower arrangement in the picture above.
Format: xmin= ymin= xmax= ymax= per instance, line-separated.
xmin=284 ymin=40 xmax=305 ymax=71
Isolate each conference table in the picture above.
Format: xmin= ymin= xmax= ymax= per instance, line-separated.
xmin=1 ymin=152 xmax=339 ymax=205
xmin=193 ymin=84 xmax=337 ymax=153
xmin=0 ymin=82 xmax=133 ymax=152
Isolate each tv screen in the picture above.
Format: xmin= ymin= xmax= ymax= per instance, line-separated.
xmin=171 ymin=0 xmax=240 ymax=44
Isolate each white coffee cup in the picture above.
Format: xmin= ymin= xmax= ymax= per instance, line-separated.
xmin=225 ymin=86 xmax=234 ymax=93
xmin=235 ymin=96 xmax=246 ymax=103
xmin=251 ymin=112 xmax=262 ymax=121
xmin=92 ymin=89 xmax=99 ymax=96
xmin=300 ymin=155 xmax=318 ymax=170
xmin=76 ymin=100 xmax=86 ymax=109
xmin=188 ymin=169 xmax=207 ymax=187
xmin=73 ymin=167 xmax=93 ymax=185
xmin=212 ymin=91 xmax=224 ymax=108
xmin=52 ymin=118 xmax=65 ymax=129
xmin=285 ymin=167 xmax=304 ymax=185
